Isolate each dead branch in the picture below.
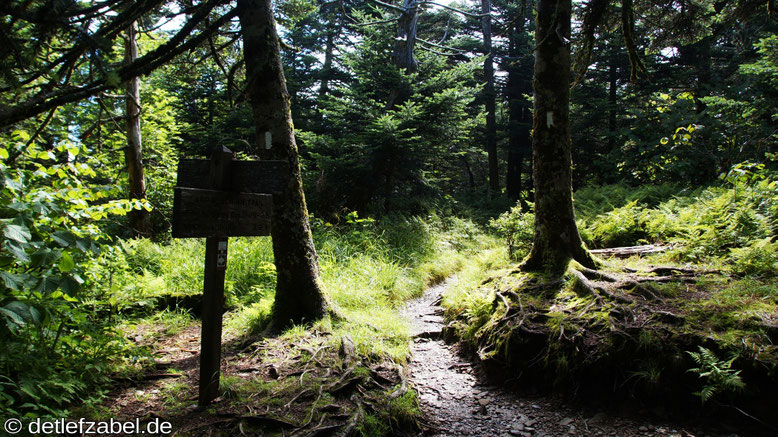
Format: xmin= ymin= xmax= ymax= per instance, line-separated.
xmin=590 ymin=244 xmax=668 ymax=258
xmin=418 ymin=1 xmax=489 ymax=18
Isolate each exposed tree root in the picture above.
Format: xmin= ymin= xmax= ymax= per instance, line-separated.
xmin=453 ymin=260 xmax=778 ymax=434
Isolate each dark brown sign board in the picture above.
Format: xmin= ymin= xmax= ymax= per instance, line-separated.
xmin=171 ymin=148 xmax=289 ymax=407
xmin=177 ymin=159 xmax=290 ymax=195
xmin=171 ymin=187 xmax=273 ymax=238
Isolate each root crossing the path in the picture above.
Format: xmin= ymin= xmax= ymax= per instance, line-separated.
xmin=404 ymin=279 xmax=740 ymax=437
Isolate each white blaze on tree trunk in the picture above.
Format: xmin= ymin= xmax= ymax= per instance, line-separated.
xmin=237 ymin=0 xmax=328 ymax=328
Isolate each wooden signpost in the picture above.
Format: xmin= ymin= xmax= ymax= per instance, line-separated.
xmin=172 ymin=146 xmax=289 ymax=406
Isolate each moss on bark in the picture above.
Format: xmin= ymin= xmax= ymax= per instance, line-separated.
xmin=238 ymin=0 xmax=327 ymax=328
xmin=521 ymin=0 xmax=595 ymax=273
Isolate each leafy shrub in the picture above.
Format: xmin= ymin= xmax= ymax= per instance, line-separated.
xmin=0 ymin=133 xmax=148 ymax=417
xmin=490 ymin=204 xmax=533 ymax=260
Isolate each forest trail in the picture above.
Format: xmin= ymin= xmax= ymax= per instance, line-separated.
xmin=404 ymin=279 xmax=734 ymax=437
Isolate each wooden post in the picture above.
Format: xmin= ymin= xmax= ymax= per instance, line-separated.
xmin=198 ymin=146 xmax=233 ymax=406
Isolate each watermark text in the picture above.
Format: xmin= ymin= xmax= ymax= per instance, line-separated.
xmin=4 ymin=417 xmax=172 ymax=435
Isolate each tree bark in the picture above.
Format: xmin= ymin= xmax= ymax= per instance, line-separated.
xmin=505 ymin=3 xmax=531 ymax=204
xmin=124 ymin=21 xmax=148 ymax=235
xmin=318 ymin=3 xmax=340 ymax=100
xmin=237 ymin=0 xmax=328 ymax=328
xmin=521 ymin=0 xmax=595 ymax=272
xmin=482 ymin=0 xmax=498 ymax=194
xmin=394 ymin=0 xmax=420 ymax=72
xmin=607 ymin=47 xmax=618 ymax=152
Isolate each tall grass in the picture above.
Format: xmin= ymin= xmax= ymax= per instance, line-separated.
xmin=492 ymin=174 xmax=777 ymax=276
xmin=88 ymin=214 xmax=504 ymax=364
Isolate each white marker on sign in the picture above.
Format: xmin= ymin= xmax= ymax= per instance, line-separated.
xmin=217 ymin=240 xmax=228 ymax=270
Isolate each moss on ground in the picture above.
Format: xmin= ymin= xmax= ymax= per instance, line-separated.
xmin=443 ymin=257 xmax=778 ymax=429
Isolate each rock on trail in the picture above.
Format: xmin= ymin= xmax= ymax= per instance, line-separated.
xmin=404 ymin=279 xmax=737 ymax=437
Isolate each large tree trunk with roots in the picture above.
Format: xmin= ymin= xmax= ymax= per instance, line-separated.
xmin=521 ymin=0 xmax=595 ymax=272
xmin=237 ymin=0 xmax=328 ymax=328
xmin=124 ymin=21 xmax=148 ymax=236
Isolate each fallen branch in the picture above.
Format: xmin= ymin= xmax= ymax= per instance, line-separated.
xmin=590 ymin=244 xmax=668 ymax=258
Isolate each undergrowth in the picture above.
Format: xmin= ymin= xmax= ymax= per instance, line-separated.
xmin=10 ymin=213 xmax=502 ymax=431
xmin=451 ymin=167 xmax=778 ymax=428
xmin=493 ymin=166 xmax=777 ymax=276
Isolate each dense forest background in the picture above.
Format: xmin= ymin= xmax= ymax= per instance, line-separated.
xmin=0 ymin=0 xmax=776 ymax=434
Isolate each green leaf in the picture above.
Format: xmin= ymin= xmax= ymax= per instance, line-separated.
xmin=3 ymin=177 xmax=22 ymax=191
xmin=3 ymin=224 xmax=31 ymax=243
xmin=60 ymin=276 xmax=80 ymax=295
xmin=36 ymin=276 xmax=60 ymax=293
xmin=0 ymin=307 xmax=25 ymax=327
xmin=0 ymin=271 xmax=26 ymax=290
xmin=0 ymin=148 xmax=8 ymax=160
xmin=51 ymin=231 xmax=76 ymax=247
xmin=3 ymin=301 xmax=35 ymax=324
xmin=30 ymin=248 xmax=61 ymax=269
xmin=5 ymin=241 xmax=31 ymax=263
xmin=58 ymin=252 xmax=75 ymax=272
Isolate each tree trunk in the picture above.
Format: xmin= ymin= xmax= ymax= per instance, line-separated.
xmin=124 ymin=21 xmax=148 ymax=235
xmin=482 ymin=0 xmax=498 ymax=194
xmin=522 ymin=0 xmax=595 ymax=272
xmin=237 ymin=0 xmax=328 ymax=328
xmin=608 ymin=49 xmax=618 ymax=151
xmin=462 ymin=156 xmax=476 ymax=188
xmin=505 ymin=4 xmax=531 ymax=204
xmin=394 ymin=0 xmax=420 ymax=72
xmin=318 ymin=5 xmax=340 ymax=100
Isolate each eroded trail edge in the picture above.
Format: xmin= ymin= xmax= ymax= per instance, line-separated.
xmin=404 ymin=279 xmax=734 ymax=437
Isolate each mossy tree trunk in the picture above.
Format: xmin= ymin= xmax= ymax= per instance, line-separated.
xmin=521 ymin=0 xmax=596 ymax=272
xmin=237 ymin=0 xmax=328 ymax=327
xmin=124 ymin=21 xmax=148 ymax=236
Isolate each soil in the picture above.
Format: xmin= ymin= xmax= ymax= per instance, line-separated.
xmin=405 ymin=279 xmax=746 ymax=437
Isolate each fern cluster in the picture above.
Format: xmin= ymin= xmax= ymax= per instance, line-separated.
xmin=687 ymin=346 xmax=745 ymax=403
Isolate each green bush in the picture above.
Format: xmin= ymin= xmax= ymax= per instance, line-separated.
xmin=490 ymin=204 xmax=533 ymax=260
xmin=0 ymin=134 xmax=147 ymax=417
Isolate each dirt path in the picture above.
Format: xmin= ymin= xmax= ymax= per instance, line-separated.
xmin=404 ymin=279 xmax=738 ymax=437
